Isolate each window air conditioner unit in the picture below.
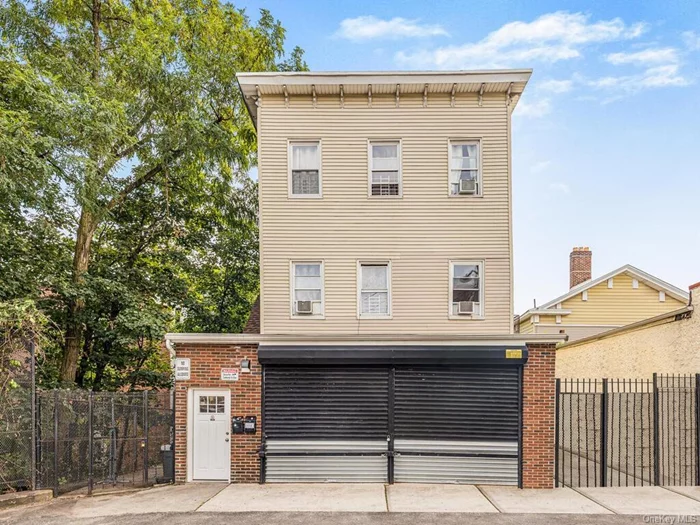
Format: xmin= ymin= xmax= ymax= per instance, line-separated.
xmin=458 ymin=301 xmax=476 ymax=315
xmin=296 ymin=300 xmax=313 ymax=314
xmin=459 ymin=179 xmax=477 ymax=195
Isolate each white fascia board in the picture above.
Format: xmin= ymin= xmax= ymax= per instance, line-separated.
xmin=237 ymin=70 xmax=533 ymax=88
xmin=531 ymin=265 xmax=689 ymax=313
xmin=165 ymin=332 xmax=566 ymax=346
xmin=518 ymin=309 xmax=572 ymax=323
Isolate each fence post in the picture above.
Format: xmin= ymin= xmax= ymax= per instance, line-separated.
xmin=554 ymin=378 xmax=561 ymax=488
xmin=30 ymin=341 xmax=37 ymax=491
xmin=53 ymin=390 xmax=59 ymax=497
xmin=653 ymin=373 xmax=660 ymax=486
xmin=143 ymin=390 xmax=149 ymax=485
xmin=600 ymin=378 xmax=608 ymax=487
xmin=695 ymin=373 xmax=699 ymax=486
xmin=88 ymin=391 xmax=93 ymax=495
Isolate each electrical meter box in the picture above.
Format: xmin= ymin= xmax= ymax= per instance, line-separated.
xmin=232 ymin=416 xmax=244 ymax=434
xmin=244 ymin=416 xmax=257 ymax=434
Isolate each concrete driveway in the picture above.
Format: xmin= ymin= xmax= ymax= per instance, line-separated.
xmin=2 ymin=483 xmax=700 ymax=524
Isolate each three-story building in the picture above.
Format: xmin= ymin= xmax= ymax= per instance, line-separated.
xmin=167 ymin=70 xmax=564 ymax=488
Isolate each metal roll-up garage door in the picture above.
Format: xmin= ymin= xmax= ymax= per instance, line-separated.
xmin=263 ymin=366 xmax=389 ymax=482
xmin=393 ymin=366 xmax=521 ymax=485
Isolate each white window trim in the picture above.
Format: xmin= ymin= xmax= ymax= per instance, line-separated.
xmin=357 ymin=260 xmax=392 ymax=319
xmin=448 ymin=260 xmax=485 ymax=320
xmin=367 ymin=140 xmax=402 ymax=199
xmin=632 ymin=279 xmax=639 ymax=289
xmin=288 ymin=139 xmax=322 ymax=199
xmin=582 ymin=290 xmax=588 ymax=301
xmin=659 ymin=291 xmax=666 ymax=302
xmin=448 ymin=138 xmax=483 ymax=197
xmin=608 ymin=278 xmax=614 ymax=289
xmin=290 ymin=260 xmax=325 ymax=319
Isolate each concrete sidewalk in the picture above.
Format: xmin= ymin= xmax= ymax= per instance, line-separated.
xmin=2 ymin=482 xmax=700 ymax=522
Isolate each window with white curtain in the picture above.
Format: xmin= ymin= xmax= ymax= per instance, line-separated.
xmin=292 ymin=262 xmax=323 ymax=316
xmin=359 ymin=263 xmax=390 ymax=316
xmin=450 ymin=261 xmax=483 ymax=317
xmin=369 ymin=142 xmax=401 ymax=196
xmin=290 ymin=142 xmax=321 ymax=196
xmin=449 ymin=141 xmax=480 ymax=196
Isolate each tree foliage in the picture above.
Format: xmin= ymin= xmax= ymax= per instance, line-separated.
xmin=0 ymin=0 xmax=305 ymax=388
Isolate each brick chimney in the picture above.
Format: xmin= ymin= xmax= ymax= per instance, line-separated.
xmin=570 ymin=247 xmax=592 ymax=288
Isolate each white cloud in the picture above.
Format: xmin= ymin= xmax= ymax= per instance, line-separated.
xmin=530 ymin=160 xmax=553 ymax=173
xmin=538 ymin=79 xmax=573 ymax=93
xmin=549 ymin=182 xmax=571 ymax=194
xmin=515 ymin=98 xmax=552 ymax=118
xmin=682 ymin=30 xmax=700 ymax=50
xmin=395 ymin=11 xmax=646 ymax=69
xmin=606 ymin=47 xmax=679 ymax=65
xmin=335 ymin=16 xmax=448 ymax=41
xmin=589 ymin=64 xmax=690 ymax=94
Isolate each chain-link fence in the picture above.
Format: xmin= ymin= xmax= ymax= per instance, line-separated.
xmin=1 ymin=389 xmax=174 ymax=495
xmin=556 ymin=374 xmax=699 ymax=488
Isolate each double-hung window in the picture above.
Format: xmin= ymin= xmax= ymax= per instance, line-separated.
xmin=369 ymin=141 xmax=401 ymax=196
xmin=449 ymin=141 xmax=481 ymax=196
xmin=359 ymin=263 xmax=391 ymax=317
xmin=450 ymin=261 xmax=483 ymax=317
xmin=292 ymin=262 xmax=323 ymax=316
xmin=290 ymin=141 xmax=321 ymax=197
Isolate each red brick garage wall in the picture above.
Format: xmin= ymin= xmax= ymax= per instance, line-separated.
xmin=174 ymin=343 xmax=261 ymax=483
xmin=522 ymin=343 xmax=557 ymax=488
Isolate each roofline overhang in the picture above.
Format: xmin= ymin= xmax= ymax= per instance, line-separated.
xmin=236 ymin=69 xmax=533 ymax=126
xmin=519 ymin=264 xmax=689 ymax=319
xmin=237 ymin=69 xmax=533 ymax=86
xmin=164 ymin=332 xmax=566 ymax=346
xmin=518 ymin=309 xmax=572 ymax=323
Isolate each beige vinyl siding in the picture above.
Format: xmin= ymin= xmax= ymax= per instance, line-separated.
xmin=259 ymin=93 xmax=512 ymax=335
xmin=559 ymin=273 xmax=685 ymax=326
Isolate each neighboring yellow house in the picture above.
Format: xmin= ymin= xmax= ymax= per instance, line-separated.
xmin=556 ymin=284 xmax=697 ymax=378
xmin=516 ymin=247 xmax=688 ymax=342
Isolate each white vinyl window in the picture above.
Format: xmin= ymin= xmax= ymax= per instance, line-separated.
xmin=450 ymin=261 xmax=483 ymax=317
xmin=290 ymin=141 xmax=321 ymax=196
xmin=359 ymin=263 xmax=390 ymax=316
xmin=449 ymin=141 xmax=481 ymax=196
xmin=369 ymin=142 xmax=401 ymax=197
xmin=291 ymin=262 xmax=323 ymax=316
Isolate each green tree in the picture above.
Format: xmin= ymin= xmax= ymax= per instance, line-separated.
xmin=1 ymin=0 xmax=305 ymax=383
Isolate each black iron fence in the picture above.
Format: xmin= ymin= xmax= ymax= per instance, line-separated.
xmin=1 ymin=389 xmax=174 ymax=495
xmin=556 ymin=374 xmax=700 ymax=487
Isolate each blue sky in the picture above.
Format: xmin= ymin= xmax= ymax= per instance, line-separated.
xmin=240 ymin=0 xmax=700 ymax=313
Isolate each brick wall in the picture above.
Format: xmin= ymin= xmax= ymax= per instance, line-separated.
xmin=174 ymin=343 xmax=261 ymax=483
xmin=522 ymin=343 xmax=557 ymax=488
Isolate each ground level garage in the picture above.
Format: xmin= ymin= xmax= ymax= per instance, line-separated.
xmin=168 ymin=335 xmax=560 ymax=489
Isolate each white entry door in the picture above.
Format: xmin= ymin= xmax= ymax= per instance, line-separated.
xmin=192 ymin=389 xmax=230 ymax=480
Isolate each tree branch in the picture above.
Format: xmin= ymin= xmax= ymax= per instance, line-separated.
xmin=105 ymin=149 xmax=183 ymax=213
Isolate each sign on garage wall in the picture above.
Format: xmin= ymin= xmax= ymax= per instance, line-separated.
xmin=175 ymin=358 xmax=190 ymax=381
xmin=221 ymin=368 xmax=240 ymax=381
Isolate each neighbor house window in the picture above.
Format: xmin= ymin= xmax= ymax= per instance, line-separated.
xmin=369 ymin=142 xmax=401 ymax=196
xmin=292 ymin=262 xmax=323 ymax=316
xmin=290 ymin=141 xmax=321 ymax=196
xmin=449 ymin=141 xmax=480 ymax=196
xmin=359 ymin=263 xmax=390 ymax=316
xmin=450 ymin=262 xmax=483 ymax=317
